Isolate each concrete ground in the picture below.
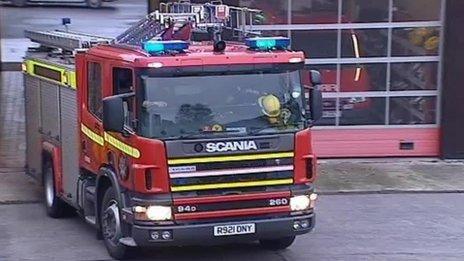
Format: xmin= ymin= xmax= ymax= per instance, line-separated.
xmin=317 ymin=158 xmax=464 ymax=194
xmin=2 ymin=193 xmax=464 ymax=261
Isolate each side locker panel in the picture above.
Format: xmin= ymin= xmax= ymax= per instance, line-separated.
xmin=24 ymin=75 xmax=42 ymax=181
xmin=60 ymin=86 xmax=79 ymax=204
xmin=40 ymin=81 xmax=61 ymax=141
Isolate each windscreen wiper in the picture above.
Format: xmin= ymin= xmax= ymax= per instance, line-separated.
xmin=168 ymin=129 xmax=242 ymax=140
xmin=200 ymin=129 xmax=241 ymax=134
xmin=248 ymin=125 xmax=300 ymax=135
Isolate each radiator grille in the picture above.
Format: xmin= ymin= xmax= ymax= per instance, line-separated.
xmin=168 ymin=152 xmax=294 ymax=192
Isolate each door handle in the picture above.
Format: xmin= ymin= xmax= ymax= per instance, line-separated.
xmin=82 ymin=140 xmax=87 ymax=152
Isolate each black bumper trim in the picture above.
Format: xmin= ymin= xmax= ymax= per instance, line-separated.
xmin=130 ymin=213 xmax=315 ymax=247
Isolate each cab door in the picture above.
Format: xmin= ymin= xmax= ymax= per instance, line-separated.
xmin=80 ymin=58 xmax=107 ymax=173
xmin=102 ymin=64 xmax=137 ymax=186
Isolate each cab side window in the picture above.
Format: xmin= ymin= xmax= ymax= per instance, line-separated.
xmin=113 ymin=67 xmax=135 ymax=129
xmin=88 ymin=62 xmax=103 ymax=119
xmin=113 ymin=68 xmax=133 ymax=94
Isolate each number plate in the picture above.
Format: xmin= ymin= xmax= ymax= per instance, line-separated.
xmin=214 ymin=223 xmax=255 ymax=237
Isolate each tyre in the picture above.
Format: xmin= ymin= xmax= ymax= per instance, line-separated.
xmin=86 ymin=0 xmax=102 ymax=8
xmin=43 ymin=159 xmax=68 ymax=218
xmin=101 ymin=187 xmax=133 ymax=260
xmin=259 ymin=236 xmax=296 ymax=250
xmin=11 ymin=0 xmax=27 ymax=7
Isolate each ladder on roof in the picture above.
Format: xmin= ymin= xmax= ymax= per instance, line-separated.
xmin=164 ymin=1 xmax=263 ymax=38
xmin=25 ymin=1 xmax=262 ymax=51
xmin=115 ymin=0 xmax=262 ymax=46
xmin=25 ymin=30 xmax=113 ymax=52
xmin=114 ymin=11 xmax=197 ymax=45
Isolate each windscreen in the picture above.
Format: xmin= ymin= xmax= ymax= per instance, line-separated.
xmin=138 ymin=71 xmax=306 ymax=139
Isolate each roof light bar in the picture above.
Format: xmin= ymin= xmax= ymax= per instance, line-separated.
xmin=245 ymin=37 xmax=290 ymax=50
xmin=143 ymin=40 xmax=189 ymax=54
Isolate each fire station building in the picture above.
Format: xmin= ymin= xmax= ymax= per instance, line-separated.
xmin=149 ymin=0 xmax=464 ymax=159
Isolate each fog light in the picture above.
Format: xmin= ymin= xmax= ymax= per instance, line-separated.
xmin=150 ymin=231 xmax=160 ymax=240
xmin=146 ymin=206 xmax=172 ymax=221
xmin=300 ymin=219 xmax=310 ymax=229
xmin=162 ymin=231 xmax=172 ymax=240
xmin=290 ymin=195 xmax=310 ymax=211
xmin=293 ymin=221 xmax=301 ymax=230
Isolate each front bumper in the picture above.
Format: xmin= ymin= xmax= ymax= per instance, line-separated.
xmin=129 ymin=213 xmax=315 ymax=247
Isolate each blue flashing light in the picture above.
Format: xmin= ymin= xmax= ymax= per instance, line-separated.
xmin=245 ymin=37 xmax=290 ymax=50
xmin=143 ymin=40 xmax=189 ymax=54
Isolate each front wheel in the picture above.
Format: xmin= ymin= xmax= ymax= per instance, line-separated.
xmin=86 ymin=0 xmax=102 ymax=8
xmin=101 ymin=187 xmax=133 ymax=260
xmin=259 ymin=236 xmax=296 ymax=250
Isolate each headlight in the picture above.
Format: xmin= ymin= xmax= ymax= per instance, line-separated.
xmin=145 ymin=206 xmax=172 ymax=221
xmin=132 ymin=205 xmax=172 ymax=221
xmin=290 ymin=195 xmax=310 ymax=211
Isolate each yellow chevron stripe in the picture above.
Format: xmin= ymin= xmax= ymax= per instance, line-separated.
xmin=80 ymin=124 xmax=140 ymax=159
xmin=170 ymin=178 xmax=293 ymax=192
xmin=80 ymin=124 xmax=104 ymax=146
xmin=168 ymin=152 xmax=294 ymax=165
xmin=104 ymin=133 xmax=141 ymax=159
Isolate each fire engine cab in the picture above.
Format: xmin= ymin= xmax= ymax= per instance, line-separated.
xmin=23 ymin=1 xmax=323 ymax=259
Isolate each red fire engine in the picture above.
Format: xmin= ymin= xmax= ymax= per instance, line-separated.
xmin=23 ymin=2 xmax=322 ymax=259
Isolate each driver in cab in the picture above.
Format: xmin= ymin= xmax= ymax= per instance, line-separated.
xmin=228 ymin=94 xmax=299 ymax=131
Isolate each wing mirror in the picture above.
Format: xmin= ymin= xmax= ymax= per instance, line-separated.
xmin=310 ymin=70 xmax=322 ymax=86
xmin=103 ymin=92 xmax=134 ymax=133
xmin=309 ymin=70 xmax=323 ymax=123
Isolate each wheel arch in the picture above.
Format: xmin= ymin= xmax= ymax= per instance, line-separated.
xmin=41 ymin=142 xmax=62 ymax=195
xmin=95 ymin=165 xmax=123 ymax=230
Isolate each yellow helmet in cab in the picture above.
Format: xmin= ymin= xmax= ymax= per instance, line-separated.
xmin=258 ymin=94 xmax=281 ymax=117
